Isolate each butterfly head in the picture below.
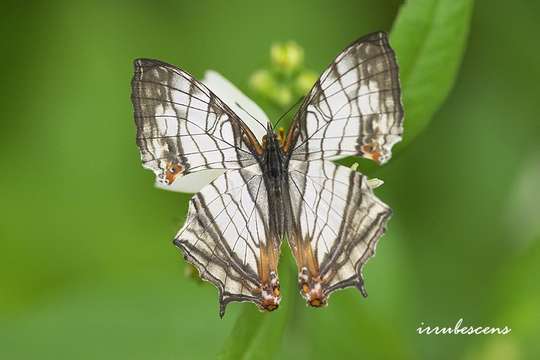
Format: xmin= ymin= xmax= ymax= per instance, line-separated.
xmin=261 ymin=124 xmax=280 ymax=147
xmin=298 ymin=267 xmax=327 ymax=307
xmin=261 ymin=134 xmax=278 ymax=150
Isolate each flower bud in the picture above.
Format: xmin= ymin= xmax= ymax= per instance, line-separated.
xmin=272 ymin=86 xmax=293 ymax=107
xmin=295 ymin=70 xmax=317 ymax=95
xmin=249 ymin=69 xmax=275 ymax=93
xmin=271 ymin=41 xmax=304 ymax=73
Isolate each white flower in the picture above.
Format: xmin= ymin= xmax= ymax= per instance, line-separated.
xmin=155 ymin=70 xmax=270 ymax=193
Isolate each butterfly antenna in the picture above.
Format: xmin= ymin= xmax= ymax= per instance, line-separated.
xmin=273 ymin=96 xmax=305 ymax=130
xmin=234 ymin=102 xmax=268 ymax=132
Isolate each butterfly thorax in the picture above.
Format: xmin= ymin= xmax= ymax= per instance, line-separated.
xmin=262 ymin=132 xmax=286 ymax=179
xmin=261 ymin=131 xmax=288 ymax=236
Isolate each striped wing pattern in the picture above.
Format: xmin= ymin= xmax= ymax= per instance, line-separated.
xmin=287 ymin=160 xmax=391 ymax=306
xmin=173 ymin=167 xmax=281 ymax=317
xmin=132 ymin=59 xmax=260 ymax=186
xmin=288 ymin=31 xmax=403 ymax=164
xmin=132 ymin=31 xmax=402 ymax=315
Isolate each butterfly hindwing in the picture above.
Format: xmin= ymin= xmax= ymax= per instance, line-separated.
xmin=174 ymin=167 xmax=281 ymax=317
xmin=286 ymin=160 xmax=391 ymax=305
xmin=286 ymin=31 xmax=403 ymax=164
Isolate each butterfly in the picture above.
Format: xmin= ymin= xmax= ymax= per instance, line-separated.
xmin=131 ymin=31 xmax=403 ymax=317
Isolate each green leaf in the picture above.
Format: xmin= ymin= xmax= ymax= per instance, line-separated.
xmin=390 ymin=0 xmax=474 ymax=148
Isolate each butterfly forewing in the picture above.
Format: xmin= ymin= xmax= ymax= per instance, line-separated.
xmin=286 ymin=31 xmax=403 ymax=164
xmin=131 ymin=59 xmax=262 ymax=185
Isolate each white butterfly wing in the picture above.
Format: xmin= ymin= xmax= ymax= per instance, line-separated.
xmin=133 ymin=32 xmax=402 ymax=313
xmin=283 ymin=32 xmax=401 ymax=306
xmin=132 ymin=60 xmax=282 ymax=316
xmin=153 ymin=70 xmax=270 ymax=193
xmin=131 ymin=59 xmax=265 ymax=186
xmin=287 ymin=160 xmax=391 ymax=305
xmin=287 ymin=32 xmax=404 ymax=164
xmin=174 ymin=167 xmax=281 ymax=317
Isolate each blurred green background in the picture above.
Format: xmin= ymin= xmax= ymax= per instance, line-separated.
xmin=1 ymin=0 xmax=539 ymax=359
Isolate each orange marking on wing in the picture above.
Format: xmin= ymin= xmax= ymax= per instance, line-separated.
xmin=291 ymin=231 xmax=327 ymax=307
xmin=261 ymin=302 xmax=278 ymax=312
xmin=282 ymin=125 xmax=299 ymax=154
xmin=295 ymin=237 xmax=320 ymax=276
xmin=164 ymin=163 xmax=184 ymax=185
xmin=303 ymin=275 xmax=326 ymax=308
xmin=243 ymin=130 xmax=264 ymax=156
xmin=361 ymin=143 xmax=382 ymax=164
xmin=256 ymin=238 xmax=281 ymax=312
